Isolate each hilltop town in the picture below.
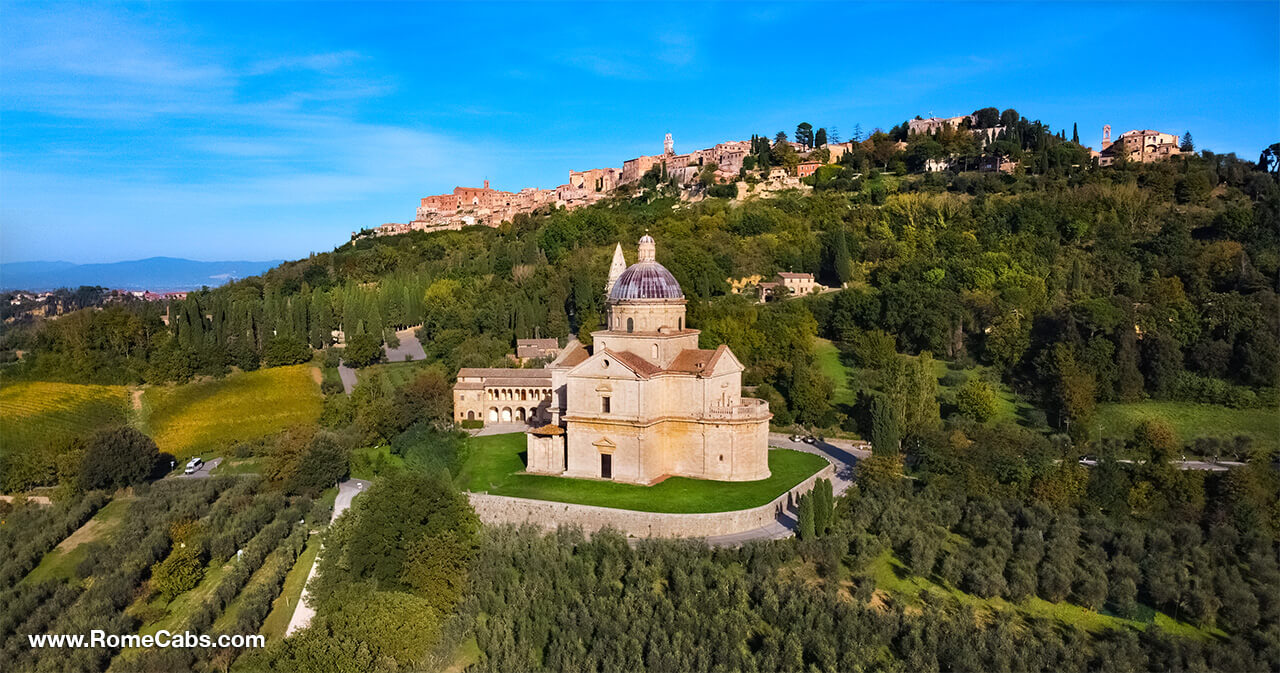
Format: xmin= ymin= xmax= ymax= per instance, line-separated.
xmin=358 ymin=109 xmax=1192 ymax=240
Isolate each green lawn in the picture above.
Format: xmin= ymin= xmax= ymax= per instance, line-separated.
xmin=867 ymin=550 xmax=1221 ymax=640
xmin=839 ymin=350 xmax=1039 ymax=429
xmin=260 ymin=533 xmax=321 ymax=640
xmin=212 ymin=457 xmax=266 ymax=476
xmin=356 ymin=360 xmax=429 ymax=389
xmin=23 ymin=497 xmax=132 ymax=584
xmin=1096 ymin=401 xmax=1279 ymax=449
xmin=136 ymin=560 xmax=233 ymax=638
xmin=813 ymin=338 xmax=855 ymax=406
xmin=350 ymin=444 xmax=407 ymax=480
xmin=141 ymin=365 xmax=323 ymax=459
xmin=0 ymin=381 xmax=130 ymax=457
xmin=934 ymin=360 xmax=1037 ymax=428
xmin=458 ymin=433 xmax=828 ymax=513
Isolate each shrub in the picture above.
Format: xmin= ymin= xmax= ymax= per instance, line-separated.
xmin=151 ymin=544 xmax=204 ymax=601
xmin=262 ymin=335 xmax=313 ymax=368
xmin=460 ymin=419 xmax=483 ymax=429
xmin=955 ymin=378 xmax=999 ymax=422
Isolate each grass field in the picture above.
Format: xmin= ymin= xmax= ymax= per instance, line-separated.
xmin=134 ymin=560 xmax=233 ymax=639
xmin=356 ymin=360 xmax=430 ymax=389
xmin=458 ymin=432 xmax=828 ymax=513
xmin=350 ymin=444 xmax=406 ymax=480
xmin=0 ymin=381 xmax=130 ymax=454
xmin=141 ymin=365 xmax=322 ymax=459
xmin=212 ymin=457 xmax=266 ymax=476
xmin=866 ymin=550 xmax=1221 ymax=640
xmin=820 ymin=342 xmax=1038 ymax=429
xmin=260 ymin=534 xmax=321 ymax=640
xmin=23 ymin=497 xmax=132 ymax=584
xmin=1097 ymin=401 xmax=1279 ymax=449
xmin=813 ymin=339 xmax=855 ymax=406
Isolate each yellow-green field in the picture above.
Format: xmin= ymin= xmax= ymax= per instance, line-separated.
xmin=0 ymin=381 xmax=130 ymax=454
xmin=1097 ymin=401 xmax=1279 ymax=449
xmin=141 ymin=365 xmax=322 ymax=459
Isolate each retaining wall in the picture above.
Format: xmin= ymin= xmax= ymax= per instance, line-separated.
xmin=467 ymin=461 xmax=835 ymax=538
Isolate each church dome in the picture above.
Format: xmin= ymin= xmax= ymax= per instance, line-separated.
xmin=608 ymin=262 xmax=684 ymax=301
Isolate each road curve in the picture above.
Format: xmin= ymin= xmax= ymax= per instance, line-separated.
xmin=704 ymin=434 xmax=868 ymax=547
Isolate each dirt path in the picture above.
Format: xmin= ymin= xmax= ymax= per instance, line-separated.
xmin=130 ymin=389 xmax=144 ymax=411
xmin=309 ymin=366 xmax=322 ymax=385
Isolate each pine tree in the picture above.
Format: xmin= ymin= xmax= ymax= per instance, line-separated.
xmin=1180 ymin=132 xmax=1194 ymax=152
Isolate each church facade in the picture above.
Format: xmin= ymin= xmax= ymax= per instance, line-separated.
xmin=526 ymin=235 xmax=772 ymax=485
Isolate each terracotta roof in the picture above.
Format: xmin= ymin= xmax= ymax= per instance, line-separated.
xmin=516 ymin=338 xmax=560 ymax=357
xmin=667 ymin=348 xmax=717 ymax=374
xmin=777 ymin=272 xmax=813 ymax=280
xmin=484 ymin=376 xmax=551 ymax=387
xmin=456 ymin=367 xmax=552 ymax=379
xmin=606 ymin=349 xmax=663 ymax=378
xmin=528 ymin=424 xmax=565 ymax=436
xmin=554 ymin=342 xmax=591 ymax=367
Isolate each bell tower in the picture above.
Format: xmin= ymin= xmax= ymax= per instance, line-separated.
xmin=605 ymin=243 xmax=627 ymax=297
xmin=664 ymin=133 xmax=674 ymax=156
xmin=1102 ymin=124 xmax=1112 ymax=148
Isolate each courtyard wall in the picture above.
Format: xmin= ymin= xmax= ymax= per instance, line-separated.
xmin=466 ymin=459 xmax=835 ymax=538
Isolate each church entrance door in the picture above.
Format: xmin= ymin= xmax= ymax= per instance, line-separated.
xmin=600 ymin=453 xmax=612 ymax=480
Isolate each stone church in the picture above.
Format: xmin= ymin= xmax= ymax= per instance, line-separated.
xmin=526 ymin=234 xmax=772 ymax=485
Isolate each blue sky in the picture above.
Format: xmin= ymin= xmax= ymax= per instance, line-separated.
xmin=2 ymin=1 xmax=1277 ymax=264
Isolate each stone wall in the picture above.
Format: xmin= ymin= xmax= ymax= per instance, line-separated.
xmin=467 ymin=459 xmax=835 ymax=538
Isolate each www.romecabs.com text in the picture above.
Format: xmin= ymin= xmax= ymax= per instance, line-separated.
xmin=28 ymin=630 xmax=264 ymax=649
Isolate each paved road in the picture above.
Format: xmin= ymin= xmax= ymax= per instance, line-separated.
xmin=337 ymin=328 xmax=425 ymax=395
xmin=705 ymin=434 xmax=868 ymax=548
xmin=383 ymin=327 xmax=426 ymax=362
xmin=337 ymin=364 xmax=358 ymax=394
xmin=1077 ymin=457 xmax=1247 ymax=472
xmin=469 ymin=422 xmax=535 ymax=437
xmin=285 ymin=478 xmax=371 ymax=636
xmin=175 ymin=458 xmax=222 ymax=479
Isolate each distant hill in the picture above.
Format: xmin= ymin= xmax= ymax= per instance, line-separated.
xmin=0 ymin=257 xmax=283 ymax=292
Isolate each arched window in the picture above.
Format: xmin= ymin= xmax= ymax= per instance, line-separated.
xmin=626 ymin=317 xmax=634 ymax=333
xmin=652 ymin=344 xmax=659 ymax=359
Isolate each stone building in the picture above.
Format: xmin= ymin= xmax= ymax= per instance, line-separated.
xmin=515 ymin=338 xmax=561 ymax=363
xmin=453 ymin=368 xmax=553 ymax=424
xmin=526 ymin=234 xmax=772 ymax=484
xmin=757 ymin=271 xmax=820 ymax=302
xmin=1097 ymin=126 xmax=1182 ymax=166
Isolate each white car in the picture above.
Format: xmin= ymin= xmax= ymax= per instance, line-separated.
xmin=184 ymin=458 xmax=204 ymax=475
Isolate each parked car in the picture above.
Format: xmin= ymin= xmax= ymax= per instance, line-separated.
xmin=184 ymin=458 xmax=204 ymax=475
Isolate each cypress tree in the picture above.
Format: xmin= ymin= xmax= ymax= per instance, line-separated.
xmin=871 ymin=395 xmax=901 ymax=456
xmin=1071 ymin=122 xmax=1079 ymax=144
xmin=797 ymin=493 xmax=815 ymax=541
xmin=833 ymin=230 xmax=853 ymax=287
